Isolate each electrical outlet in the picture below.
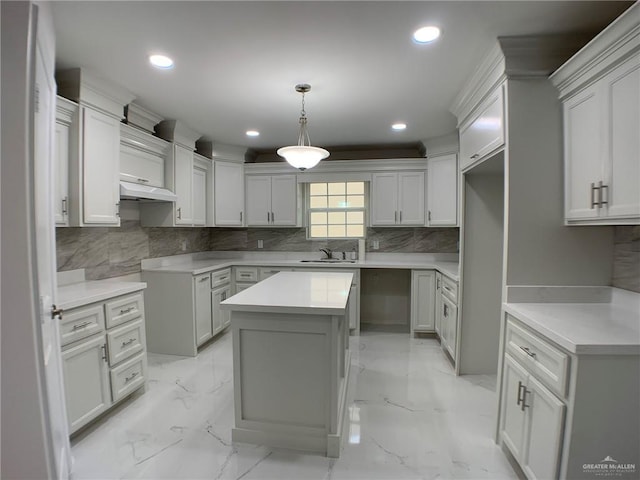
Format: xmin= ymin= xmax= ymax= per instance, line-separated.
xmin=373 ymin=240 xmax=379 ymax=250
xmin=258 ymin=239 xmax=264 ymax=249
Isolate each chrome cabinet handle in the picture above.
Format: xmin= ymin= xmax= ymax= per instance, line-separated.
xmin=271 ymin=211 xmax=275 ymax=223
xmin=521 ymin=387 xmax=531 ymax=411
xmin=399 ymin=211 xmax=402 ymax=223
xmin=470 ymin=153 xmax=479 ymax=159
xmin=436 ymin=278 xmax=440 ymax=290
xmin=137 ymin=178 xmax=149 ymax=183
xmin=519 ymin=345 xmax=536 ymax=358
xmin=395 ymin=211 xmax=398 ymax=223
xmin=599 ymin=181 xmax=608 ymax=206
xmin=443 ymin=285 xmax=452 ymax=292
xmin=119 ymin=306 xmax=135 ymax=315
xmin=72 ymin=321 xmax=92 ymax=331
xmin=590 ymin=183 xmax=599 ymax=209
xmin=428 ymin=210 xmax=431 ymax=222
xmin=443 ymin=304 xmax=448 ymax=317
xmin=101 ymin=344 xmax=108 ymax=362
xmin=62 ymin=197 xmax=68 ymax=215
xmin=199 ymin=277 xmax=209 ymax=283
xmin=517 ymin=381 xmax=525 ymax=406
xmin=51 ymin=304 xmax=64 ymax=320
xmin=121 ymin=338 xmax=136 ymax=347
xmin=177 ymin=207 xmax=182 ymax=219
xmin=124 ymin=371 xmax=139 ymax=383
xmin=240 ymin=273 xmax=251 ymax=277
xmin=115 ymin=202 xmax=120 ymax=217
xmin=240 ymin=211 xmax=243 ymax=222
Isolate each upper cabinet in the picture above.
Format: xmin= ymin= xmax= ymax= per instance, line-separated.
xmin=427 ymin=153 xmax=459 ymax=227
xmin=119 ymin=123 xmax=169 ymax=188
xmin=246 ymin=174 xmax=299 ymax=227
xmin=459 ymin=86 xmax=505 ymax=172
xmin=192 ymin=154 xmax=209 ymax=227
xmin=371 ymin=171 xmax=425 ymax=226
xmin=551 ymin=3 xmax=639 ymax=225
xmin=215 ymin=161 xmax=245 ymax=226
xmin=56 ymin=69 xmax=135 ymax=227
xmin=54 ymin=96 xmax=77 ymax=226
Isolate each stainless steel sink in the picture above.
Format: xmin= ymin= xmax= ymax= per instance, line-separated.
xmin=299 ymin=259 xmax=356 ymax=263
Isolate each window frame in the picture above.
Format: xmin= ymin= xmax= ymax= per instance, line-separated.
xmin=305 ymin=182 xmax=368 ymax=240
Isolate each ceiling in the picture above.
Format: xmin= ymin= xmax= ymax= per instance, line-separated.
xmin=51 ymin=1 xmax=633 ymax=154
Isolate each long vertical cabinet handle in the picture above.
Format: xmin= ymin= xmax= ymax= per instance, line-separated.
xmin=177 ymin=207 xmax=182 ymax=219
xmin=267 ymin=211 xmax=270 ymax=223
xmin=590 ymin=183 xmax=600 ymax=209
xmin=516 ymin=381 xmax=524 ymax=407
xmin=101 ymin=344 xmax=108 ymax=362
xmin=599 ymin=181 xmax=608 ymax=207
xmin=271 ymin=212 xmax=275 ymax=223
xmin=115 ymin=202 xmax=120 ymax=217
xmin=395 ymin=211 xmax=398 ymax=224
xmin=521 ymin=386 xmax=531 ymax=411
xmin=399 ymin=211 xmax=402 ymax=223
xmin=428 ymin=210 xmax=431 ymax=222
xmin=240 ymin=211 xmax=243 ymax=223
xmin=62 ymin=197 xmax=68 ymax=215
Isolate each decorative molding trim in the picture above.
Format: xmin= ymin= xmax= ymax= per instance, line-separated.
xmin=193 ymin=153 xmax=211 ymax=169
xmin=422 ymin=132 xmax=459 ymax=157
xmin=120 ymin=123 xmax=171 ymax=156
xmin=550 ymin=3 xmax=639 ymax=99
xmin=125 ymin=102 xmax=164 ymax=133
xmin=154 ymin=119 xmax=201 ymax=149
xmin=55 ymin=95 xmax=77 ymax=125
xmin=56 ymin=68 xmax=135 ymax=120
xmin=211 ymin=143 xmax=247 ymax=163
xmin=244 ymin=158 xmax=428 ymax=176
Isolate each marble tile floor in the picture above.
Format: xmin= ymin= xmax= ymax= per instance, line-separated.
xmin=70 ymin=331 xmax=518 ymax=480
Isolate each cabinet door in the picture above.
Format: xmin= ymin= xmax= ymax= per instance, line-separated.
xmin=211 ymin=286 xmax=226 ymax=334
xmin=442 ymin=294 xmax=457 ymax=358
xmin=500 ymin=354 xmax=528 ymax=463
xmin=54 ymin=121 xmax=69 ymax=225
xmin=82 ymin=107 xmax=120 ymax=225
xmin=174 ymin=144 xmax=193 ymax=225
xmin=215 ymin=162 xmax=244 ymax=226
xmin=222 ymin=286 xmax=232 ymax=327
xmin=398 ymin=172 xmax=425 ymax=225
xmin=270 ymin=175 xmax=298 ymax=226
xmin=434 ymin=274 xmax=442 ymax=335
xmin=427 ymin=154 xmax=458 ymax=226
xmin=192 ymin=166 xmax=207 ymax=226
xmin=195 ymin=274 xmax=213 ymax=346
xmin=564 ymin=85 xmax=603 ymax=221
xmin=605 ymin=55 xmax=640 ymax=220
xmin=61 ymin=335 xmax=111 ymax=433
xmin=410 ymin=270 xmax=435 ymax=332
xmin=522 ymin=375 xmax=565 ymax=480
xmin=349 ymin=283 xmax=358 ymax=330
xmin=371 ymin=173 xmax=398 ymax=225
xmin=246 ymin=175 xmax=271 ymax=226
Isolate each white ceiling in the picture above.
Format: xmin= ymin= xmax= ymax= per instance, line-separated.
xmin=51 ymin=1 xmax=632 ymax=153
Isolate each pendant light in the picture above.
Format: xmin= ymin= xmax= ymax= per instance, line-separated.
xmin=277 ymin=84 xmax=329 ymax=171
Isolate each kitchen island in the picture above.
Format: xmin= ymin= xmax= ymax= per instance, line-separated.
xmin=221 ymin=271 xmax=353 ymax=458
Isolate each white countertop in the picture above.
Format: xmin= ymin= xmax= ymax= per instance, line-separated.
xmin=504 ymin=288 xmax=640 ymax=355
xmin=141 ymin=253 xmax=459 ymax=281
xmin=57 ymin=279 xmax=147 ymax=310
xmin=221 ymin=271 xmax=354 ymax=315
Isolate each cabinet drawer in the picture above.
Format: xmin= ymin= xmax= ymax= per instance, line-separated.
xmin=110 ymin=352 xmax=146 ymax=402
xmin=258 ymin=267 xmax=291 ymax=281
xmin=105 ymin=293 xmax=144 ymax=329
xmin=441 ymin=275 xmax=458 ymax=303
xmin=107 ymin=319 xmax=145 ymax=366
xmin=235 ymin=282 xmax=253 ymax=294
xmin=211 ymin=268 xmax=231 ymax=288
xmin=59 ymin=304 xmax=105 ymax=346
xmin=235 ymin=267 xmax=258 ymax=283
xmin=506 ymin=316 xmax=569 ymax=398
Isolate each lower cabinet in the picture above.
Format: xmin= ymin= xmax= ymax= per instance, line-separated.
xmin=212 ymin=284 xmax=232 ymax=333
xmin=436 ymin=273 xmax=459 ymax=363
xmin=60 ymin=290 xmax=147 ymax=434
xmin=410 ymin=270 xmax=436 ymax=333
xmin=195 ymin=273 xmax=213 ymax=346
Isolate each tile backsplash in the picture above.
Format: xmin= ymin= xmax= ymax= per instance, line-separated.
xmin=612 ymin=225 xmax=639 ymax=293
xmin=56 ymin=222 xmax=459 ymax=280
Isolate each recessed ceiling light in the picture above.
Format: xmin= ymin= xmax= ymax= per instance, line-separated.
xmin=149 ymin=54 xmax=174 ymax=69
xmin=246 ymin=130 xmax=260 ymax=137
xmin=413 ymin=26 xmax=441 ymax=44
xmin=392 ymin=123 xmax=407 ymax=131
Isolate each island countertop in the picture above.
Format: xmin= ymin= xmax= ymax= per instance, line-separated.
xmin=221 ymin=271 xmax=354 ymax=316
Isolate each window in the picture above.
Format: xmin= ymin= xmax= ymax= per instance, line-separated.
xmin=308 ymin=182 xmax=366 ymax=239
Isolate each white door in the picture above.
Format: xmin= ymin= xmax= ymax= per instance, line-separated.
xmin=192 ymin=166 xmax=207 ymax=226
xmin=428 ymin=154 xmax=458 ymax=226
xmin=271 ymin=175 xmax=298 ymax=226
xmin=564 ymin=86 xmax=602 ymax=221
xmin=82 ymin=107 xmax=121 ymax=225
xmin=398 ymin=172 xmax=425 ymax=225
xmin=54 ymin=121 xmax=69 ymax=225
xmin=174 ymin=144 xmax=193 ymax=225
xmin=371 ymin=172 xmax=398 ymax=225
xmin=410 ymin=270 xmax=435 ymax=332
xmin=211 ymin=286 xmax=226 ymax=333
xmin=246 ymin=175 xmax=271 ymax=226
xmin=215 ymin=161 xmax=245 ymax=226
xmin=500 ymin=354 xmax=528 ymax=462
xmin=605 ymin=55 xmax=640 ymax=219
xmin=222 ymin=286 xmax=232 ymax=327
xmin=194 ymin=274 xmax=213 ymax=345
xmin=34 ymin=26 xmax=72 ymax=478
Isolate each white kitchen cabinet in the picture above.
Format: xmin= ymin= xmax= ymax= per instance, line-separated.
xmin=54 ymin=96 xmax=76 ymax=226
xmin=371 ymin=171 xmax=425 ymax=226
xmin=215 ymin=161 xmax=245 ymax=226
xmin=434 ymin=273 xmax=442 ymax=335
xmin=459 ymin=85 xmax=505 ymax=172
xmin=246 ymin=175 xmax=271 ymax=226
xmin=119 ymin=123 xmax=169 ymax=188
xmin=193 ymin=164 xmax=207 ymax=226
xmin=441 ymin=294 xmax=458 ymax=359
xmin=212 ymin=284 xmax=232 ymax=333
xmin=246 ymin=174 xmax=299 ymax=227
xmin=500 ymin=353 xmax=565 ymax=480
xmin=410 ymin=270 xmax=435 ymax=333
xmin=81 ymin=106 xmax=122 ymax=225
xmin=174 ymin=144 xmax=193 ymax=225
xmin=194 ymin=273 xmax=213 ymax=346
xmin=61 ymin=334 xmax=111 ymax=433
xmin=427 ymin=153 xmax=458 ymax=226
xmin=551 ymin=6 xmax=639 ymax=225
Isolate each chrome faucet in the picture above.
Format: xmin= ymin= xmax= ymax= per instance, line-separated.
xmin=319 ymin=247 xmax=333 ymax=259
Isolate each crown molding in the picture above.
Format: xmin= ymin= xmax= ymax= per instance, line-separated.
xmin=155 ymin=119 xmax=201 ymax=150
xmin=125 ymin=102 xmax=164 ymax=134
xmin=55 ymin=95 xmax=77 ymax=125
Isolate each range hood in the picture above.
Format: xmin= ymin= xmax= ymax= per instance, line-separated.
xmin=119 ymin=181 xmax=178 ymax=202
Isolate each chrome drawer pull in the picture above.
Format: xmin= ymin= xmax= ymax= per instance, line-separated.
xmin=119 ymin=306 xmax=135 ymax=315
xmin=121 ymin=338 xmax=136 ymax=347
xmin=72 ymin=321 xmax=92 ymax=330
xmin=240 ymin=273 xmax=251 ymax=277
xmin=519 ymin=345 xmax=536 ymax=358
xmin=124 ymin=371 xmax=139 ymax=383
xmin=199 ymin=277 xmax=209 ymax=283
xmin=521 ymin=387 xmax=531 ymax=411
xmin=470 ymin=153 xmax=479 ymax=159
xmin=516 ymin=381 xmax=525 ymax=406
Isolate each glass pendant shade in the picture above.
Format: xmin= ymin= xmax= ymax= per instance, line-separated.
xmin=278 ymin=84 xmax=329 ymax=171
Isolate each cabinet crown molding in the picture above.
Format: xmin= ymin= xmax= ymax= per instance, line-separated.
xmin=422 ymin=132 xmax=459 ymax=157
xmin=244 ymin=158 xmax=428 ymax=176
xmin=550 ymin=3 xmax=639 ymax=99
xmin=211 ymin=143 xmax=247 ymax=163
xmin=56 ymin=68 xmax=136 ymax=120
xmin=55 ymin=95 xmax=78 ymax=125
xmin=155 ymin=119 xmax=201 ymax=149
xmin=125 ymin=102 xmax=164 ymax=134
xmin=450 ymin=35 xmax=594 ymax=125
xmin=120 ymin=123 xmax=171 ymax=156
